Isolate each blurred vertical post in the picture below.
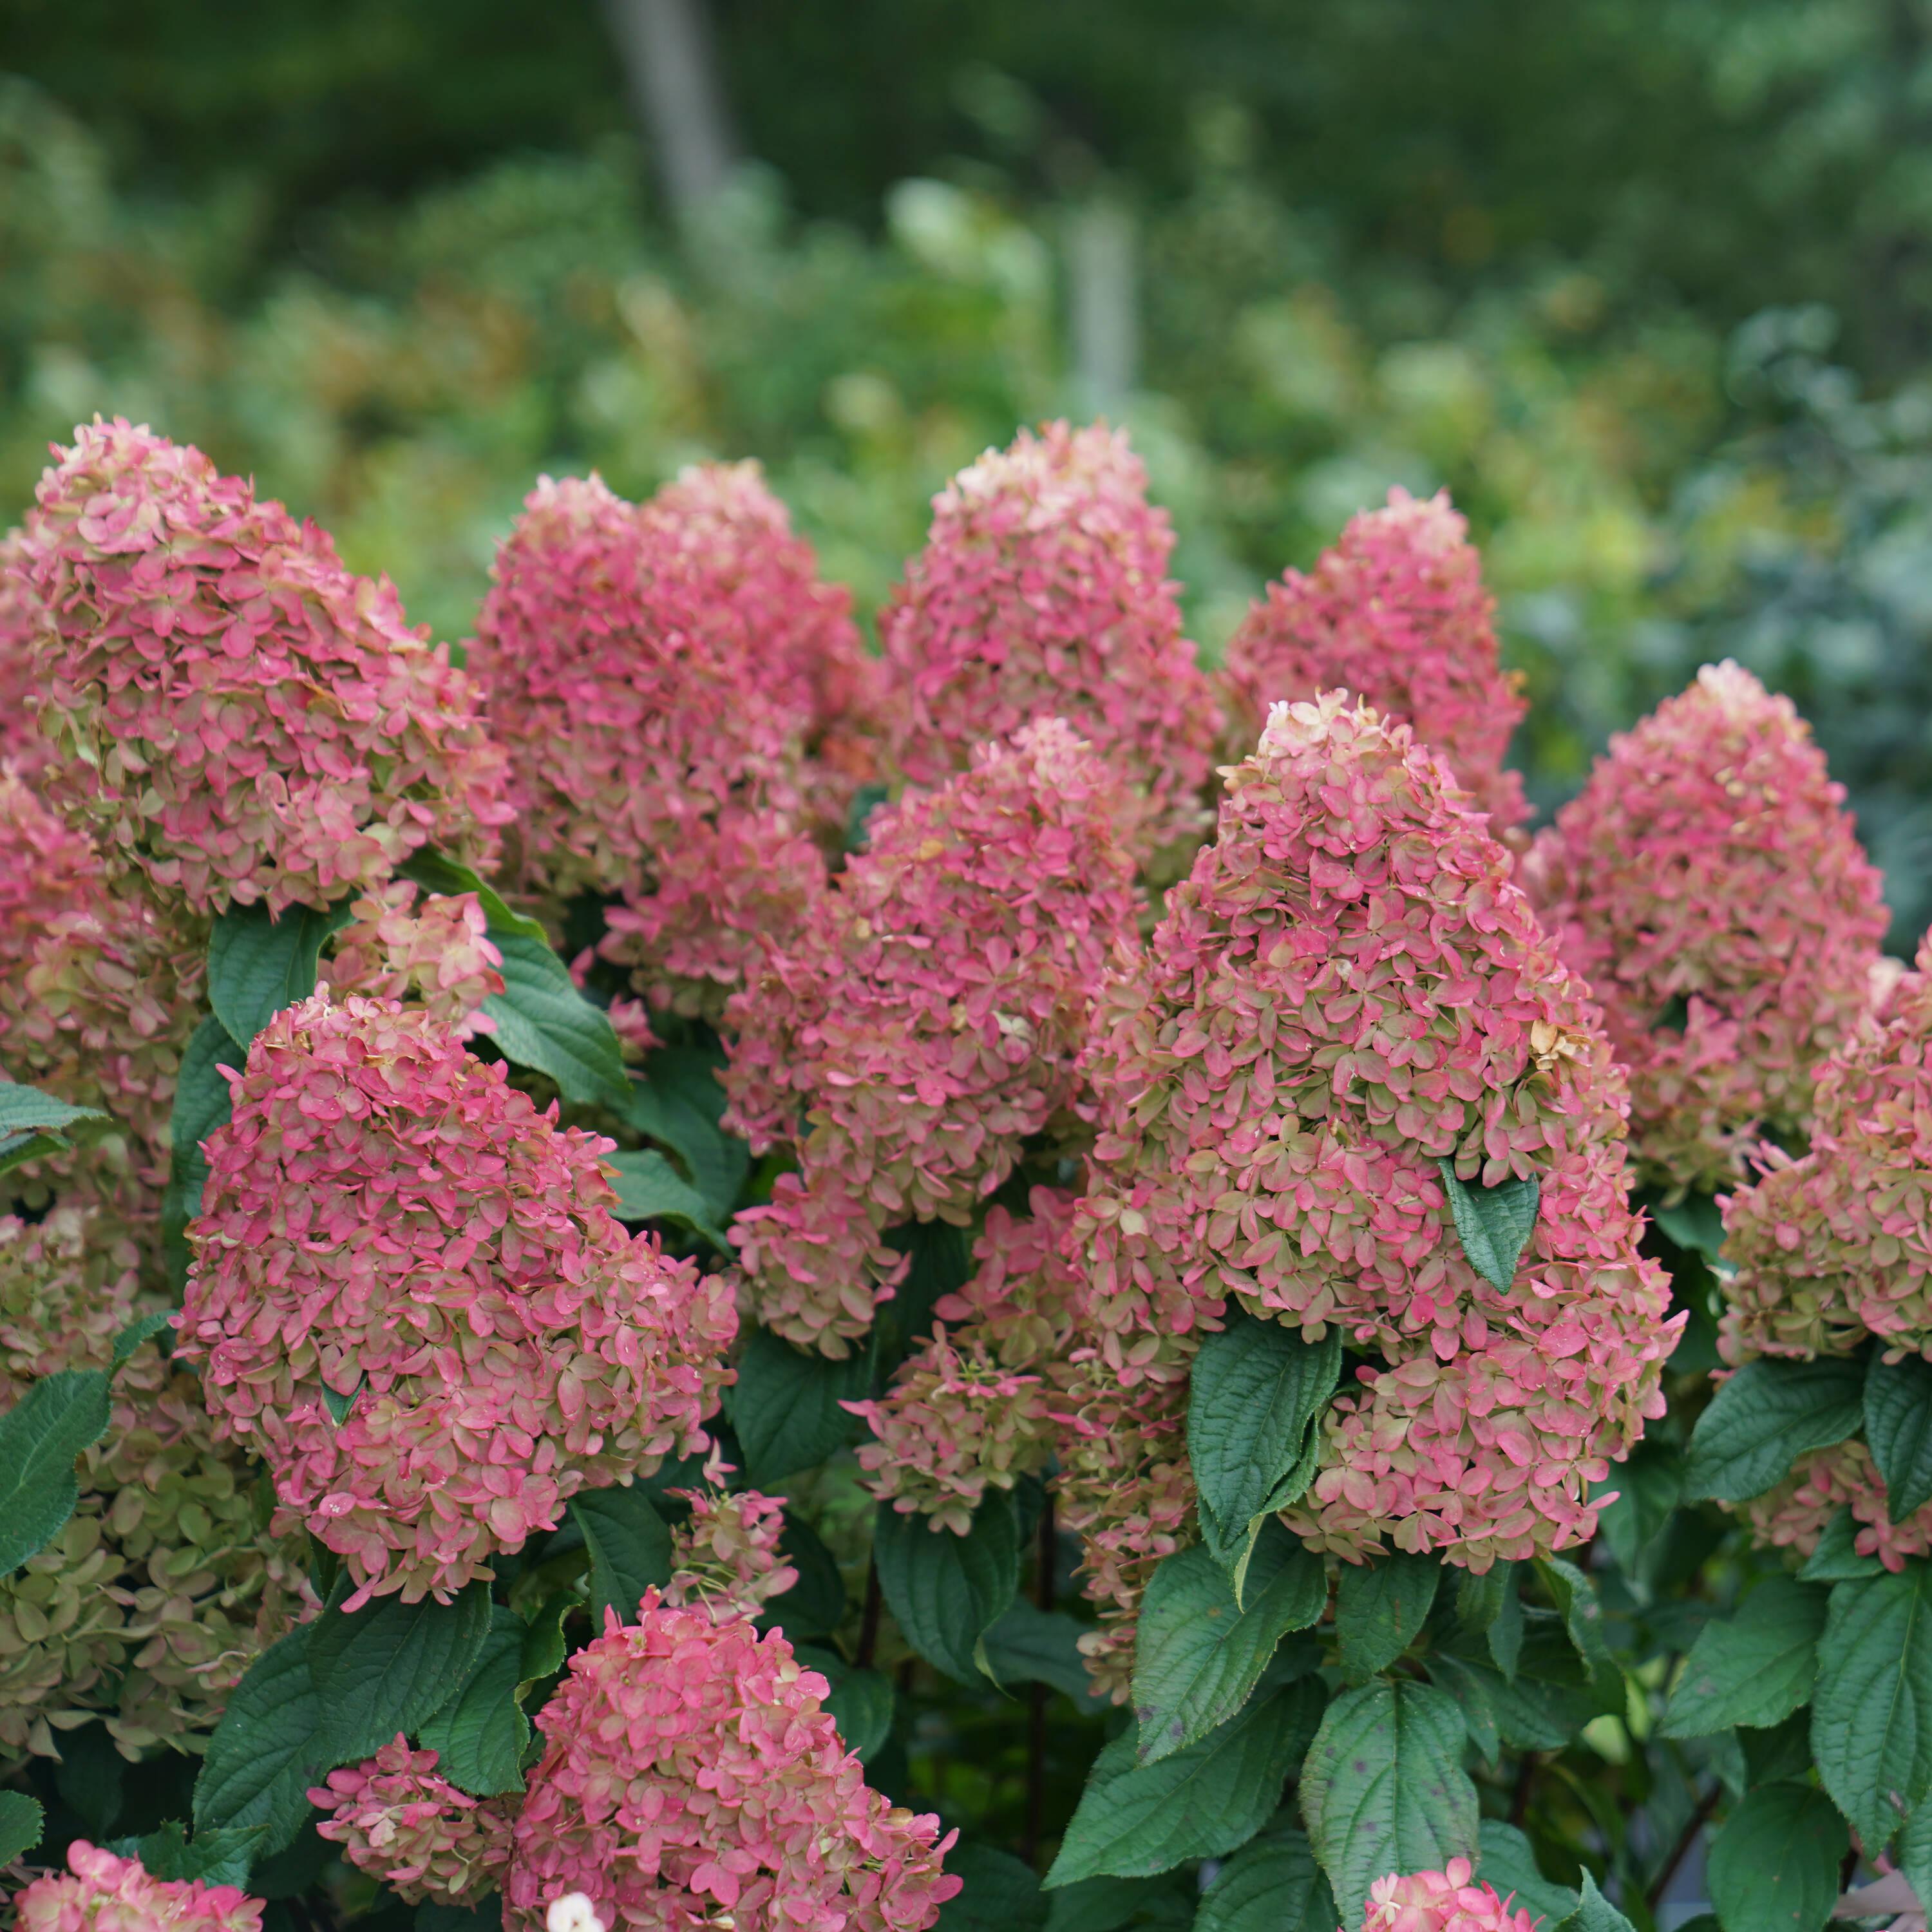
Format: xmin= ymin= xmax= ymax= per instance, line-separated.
xmin=601 ymin=0 xmax=739 ymax=231
xmin=1066 ymin=196 xmax=1139 ymax=412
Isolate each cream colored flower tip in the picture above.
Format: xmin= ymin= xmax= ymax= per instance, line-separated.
xmin=545 ymin=1892 xmax=608 ymax=1932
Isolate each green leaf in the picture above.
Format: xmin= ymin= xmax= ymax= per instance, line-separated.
xmin=1425 ymin=1651 xmax=1500 ymax=1765
xmin=1705 ymin=1781 xmax=1846 ymax=1932
xmin=1336 ymin=1551 xmax=1439 ymax=1682
xmin=1683 ymin=1358 xmax=1864 ymax=1502
xmin=1132 ymin=1522 xmax=1325 ymax=1763
xmin=628 ymin=1046 xmax=748 ymax=1222
xmin=1660 ymin=1576 xmax=1828 ymax=1738
xmin=875 ymin=1490 xmax=1020 ymax=1686
xmin=0 ymin=1790 xmax=44 ymax=1864
xmin=795 ymin=1645 xmax=895 ymax=1760
xmin=1556 ymin=1873 xmax=1637 ymax=1932
xmin=939 ymin=1846 xmax=1048 ymax=1932
xmin=1812 ymin=1562 xmax=1932 ymax=1852
xmin=1455 ymin=1562 xmax=1522 ymax=1677
xmin=193 ymin=1625 xmax=329 ymax=1858
xmin=1535 ymin=1557 xmax=1616 ymax=1691
xmin=759 ymin=1508 xmax=848 ymax=1640
xmin=0 ymin=1076 xmax=109 ymax=1171
xmin=1477 ymin=1819 xmax=1579 ymax=1926
xmin=111 ymin=1309 xmax=175 ymax=1370
xmin=1799 ymin=1508 xmax=1884 ymax=1582
xmin=516 ymin=1587 xmax=578 ymax=1700
xmin=1651 ymin=1193 xmax=1725 ymax=1258
xmin=1193 ymin=1824 xmax=1336 ymax=1932
xmin=0 ymin=1367 xmax=111 ymax=1574
xmin=728 ymin=1326 xmax=872 ymax=1486
xmin=571 ymin=1484 xmax=674 ymax=1627
xmin=162 ymin=1014 xmax=245 ymax=1291
xmin=126 ymin=1822 xmax=267 ymax=1889
xmin=601 ymin=1148 xmax=728 ymax=1248
xmin=1438 ymin=1160 xmax=1540 ymax=1291
xmin=308 ymin=1580 xmax=494 ymax=1764
xmin=1300 ymin=1678 xmax=1479 ymax=1927
xmin=1868 ymin=1352 xmax=1932 ymax=1522
xmin=402 ymin=851 xmax=630 ymax=1110
xmin=983 ymin=1600 xmax=1112 ymax=1713
xmin=418 ymin=1607 xmax=529 ymax=1797
xmin=1900 ymin=1800 xmax=1932 ymax=1931
xmin=1042 ymin=1873 xmax=1191 ymax=1932
xmin=1046 ymin=1678 xmax=1325 ymax=1886
xmin=207 ymin=900 xmax=343 ymax=1045
xmin=1186 ymin=1312 xmax=1340 ymax=1586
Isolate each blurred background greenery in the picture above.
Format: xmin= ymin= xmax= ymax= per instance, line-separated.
xmin=5 ymin=0 xmax=1932 ymax=939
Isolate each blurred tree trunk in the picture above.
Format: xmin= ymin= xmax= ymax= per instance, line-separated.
xmin=1066 ymin=196 xmax=1139 ymax=411
xmin=601 ymin=0 xmax=739 ymax=230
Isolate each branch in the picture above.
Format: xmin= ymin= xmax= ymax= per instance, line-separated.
xmin=1646 ymin=1782 xmax=1722 ymax=1911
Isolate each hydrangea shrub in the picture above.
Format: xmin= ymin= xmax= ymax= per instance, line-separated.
xmin=0 ymin=416 xmax=1920 ymax=1932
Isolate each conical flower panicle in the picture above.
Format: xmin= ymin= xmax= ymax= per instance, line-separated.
xmin=19 ymin=418 xmax=509 ymax=919
xmin=1074 ymin=692 xmax=1674 ymax=1576
xmin=504 ymin=1596 xmax=959 ymax=1932
xmin=176 ymin=994 xmax=735 ymax=1607
xmin=1221 ymin=488 xmax=1527 ymax=831
xmin=724 ymin=720 xmax=1141 ymax=1354
xmin=1528 ymin=659 xmax=1888 ymax=1193
xmin=880 ymin=421 xmax=1220 ymax=857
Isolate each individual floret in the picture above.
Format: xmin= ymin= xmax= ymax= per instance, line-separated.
xmin=723 ymin=721 xmax=1141 ymax=1354
xmin=325 ymin=879 xmax=504 ymax=1039
xmin=1358 ymin=1859 xmax=1540 ymax=1932
xmin=1077 ymin=692 xmax=1674 ymax=1571
xmin=880 ymin=422 xmax=1220 ymax=858
xmin=311 ymin=1737 xmax=517 ymax=1906
xmin=0 ymin=1207 xmax=312 ymax=1761
xmin=19 ymin=418 xmax=509 ymax=920
xmin=1527 ymin=661 xmax=1887 ymax=1194
xmin=662 ymin=1479 xmax=798 ymax=1623
xmin=176 ymin=993 xmax=736 ymax=1607
xmin=470 ymin=472 xmax=833 ymax=1017
xmin=1220 ymin=488 xmax=1527 ymax=831
xmin=503 ymin=1595 xmax=960 ymax=1932
xmin=1719 ymin=945 xmax=1932 ymax=1361
xmin=12 ymin=1842 xmax=262 ymax=1932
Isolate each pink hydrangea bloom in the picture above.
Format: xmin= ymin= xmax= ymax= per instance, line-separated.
xmin=1526 ymin=661 xmax=1887 ymax=1193
xmin=879 ymin=422 xmax=1220 ymax=857
xmin=1358 ymin=1859 xmax=1540 ymax=1932
xmin=176 ymin=992 xmax=736 ymax=1607
xmin=1 ymin=1206 xmax=313 ymax=1759
xmin=325 ymin=880 xmax=504 ymax=1039
xmin=504 ymin=1595 xmax=960 ymax=1932
xmin=663 ymin=1479 xmax=798 ymax=1622
xmin=723 ymin=721 xmax=1141 ymax=1354
xmin=470 ymin=472 xmax=835 ymax=1016
xmin=311 ymin=1736 xmax=517 ymax=1906
xmin=1077 ymin=693 xmax=1674 ymax=1571
xmin=1721 ymin=943 xmax=1932 ymax=1361
xmin=0 ymin=527 xmax=50 ymax=773
xmin=1222 ymin=489 xmax=1528 ymax=833
xmin=12 ymin=1842 xmax=261 ymax=1932
xmin=1737 ymin=1437 xmax=1932 ymax=1571
xmin=19 ymin=418 xmax=509 ymax=918
xmin=852 ymin=1189 xmax=1084 ymax=1533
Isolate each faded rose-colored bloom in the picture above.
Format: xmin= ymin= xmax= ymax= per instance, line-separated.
xmin=0 ymin=527 xmax=50 ymax=773
xmin=471 ymin=472 xmax=837 ymax=1017
xmin=504 ymin=1595 xmax=960 ymax=1932
xmin=1222 ymin=488 xmax=1528 ymax=832
xmin=176 ymin=993 xmax=736 ymax=1607
xmin=326 ymin=879 xmax=504 ymax=1039
xmin=851 ymin=1189 xmax=1084 ymax=1533
xmin=1358 ymin=1858 xmax=1540 ymax=1932
xmin=1077 ymin=693 xmax=1674 ymax=1573
xmin=12 ymin=1842 xmax=261 ymax=1932
xmin=19 ymin=418 xmax=509 ymax=918
xmin=1736 ymin=1437 xmax=1932 ymax=1573
xmin=0 ymin=1207 xmax=312 ymax=1760
xmin=1527 ymin=661 xmax=1887 ymax=1193
xmin=723 ymin=721 xmax=1141 ymax=1354
xmin=880 ymin=422 xmax=1220 ymax=857
xmin=311 ymin=1736 xmax=517 ymax=1906
xmin=663 ymin=1480 xmax=797 ymax=1622
xmin=1720 ymin=943 xmax=1932 ymax=1362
